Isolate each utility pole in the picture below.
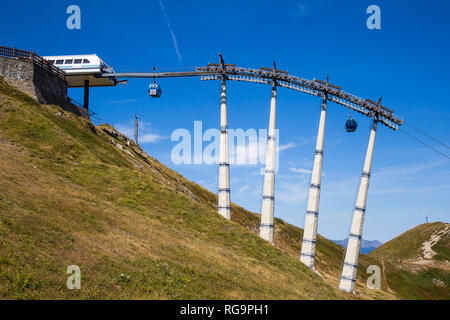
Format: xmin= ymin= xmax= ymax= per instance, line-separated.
xmin=134 ymin=114 xmax=139 ymax=145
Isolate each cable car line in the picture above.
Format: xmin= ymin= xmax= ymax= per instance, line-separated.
xmin=404 ymin=122 xmax=449 ymax=150
xmin=398 ymin=129 xmax=450 ymax=160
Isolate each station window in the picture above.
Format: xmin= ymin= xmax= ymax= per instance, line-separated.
xmin=74 ymin=59 xmax=82 ymax=64
xmin=55 ymin=60 xmax=64 ymax=64
xmin=83 ymin=59 xmax=90 ymax=63
xmin=64 ymin=60 xmax=73 ymax=64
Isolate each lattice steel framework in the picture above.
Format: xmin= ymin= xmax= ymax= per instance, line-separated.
xmin=195 ymin=65 xmax=402 ymax=130
xmin=101 ymin=60 xmax=402 ymax=129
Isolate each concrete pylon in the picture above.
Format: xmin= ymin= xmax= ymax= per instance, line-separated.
xmin=217 ymin=78 xmax=231 ymax=220
xmin=339 ymin=119 xmax=378 ymax=293
xmin=260 ymin=85 xmax=277 ymax=244
xmin=300 ymin=94 xmax=328 ymax=269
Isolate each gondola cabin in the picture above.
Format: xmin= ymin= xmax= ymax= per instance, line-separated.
xmin=148 ymin=83 xmax=162 ymax=98
xmin=345 ymin=119 xmax=358 ymax=132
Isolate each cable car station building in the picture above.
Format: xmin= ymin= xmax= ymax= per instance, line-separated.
xmin=42 ymin=54 xmax=119 ymax=110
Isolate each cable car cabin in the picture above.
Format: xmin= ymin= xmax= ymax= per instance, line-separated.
xmin=345 ymin=119 xmax=358 ymax=132
xmin=148 ymin=83 xmax=162 ymax=98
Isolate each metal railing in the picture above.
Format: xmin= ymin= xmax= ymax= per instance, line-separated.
xmin=0 ymin=46 xmax=65 ymax=81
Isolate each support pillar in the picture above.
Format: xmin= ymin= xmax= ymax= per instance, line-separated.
xmin=217 ymin=78 xmax=231 ymax=220
xmin=84 ymin=80 xmax=89 ymax=111
xmin=300 ymin=94 xmax=328 ymax=269
xmin=339 ymin=119 xmax=378 ymax=293
xmin=260 ymin=85 xmax=277 ymax=244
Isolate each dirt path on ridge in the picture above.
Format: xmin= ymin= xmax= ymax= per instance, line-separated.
xmin=406 ymin=224 xmax=449 ymax=270
xmin=422 ymin=225 xmax=449 ymax=259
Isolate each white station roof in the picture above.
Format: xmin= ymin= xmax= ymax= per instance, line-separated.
xmin=43 ymin=54 xmax=117 ymax=88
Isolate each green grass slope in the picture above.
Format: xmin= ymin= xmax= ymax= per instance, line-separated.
xmin=369 ymin=223 xmax=449 ymax=299
xmin=185 ymin=183 xmax=396 ymax=300
xmin=0 ymin=76 xmax=345 ymax=299
xmin=370 ymin=222 xmax=449 ymax=261
xmin=0 ymin=76 xmax=446 ymax=300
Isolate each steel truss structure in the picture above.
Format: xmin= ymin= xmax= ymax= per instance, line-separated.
xmin=101 ymin=57 xmax=402 ymax=129
xmin=196 ymin=65 xmax=401 ymax=130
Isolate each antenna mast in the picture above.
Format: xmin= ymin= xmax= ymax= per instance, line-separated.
xmin=134 ymin=114 xmax=139 ymax=145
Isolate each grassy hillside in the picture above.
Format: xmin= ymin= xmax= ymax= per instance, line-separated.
xmin=370 ymin=222 xmax=449 ymax=261
xmin=369 ymin=222 xmax=449 ymax=299
xmin=0 ymin=76 xmax=347 ymax=299
xmin=0 ymin=76 xmax=446 ymax=300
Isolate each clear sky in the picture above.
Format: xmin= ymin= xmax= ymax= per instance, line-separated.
xmin=1 ymin=0 xmax=449 ymax=242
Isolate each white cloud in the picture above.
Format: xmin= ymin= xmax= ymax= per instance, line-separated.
xmin=322 ymin=176 xmax=360 ymax=198
xmin=276 ymin=180 xmax=309 ymax=205
xmin=114 ymin=121 xmax=167 ymax=144
xmin=238 ymin=185 xmax=249 ymax=195
xmin=289 ymin=167 xmax=312 ymax=174
xmin=114 ymin=124 xmax=134 ymax=138
xmin=319 ymin=160 xmax=450 ymax=199
xmin=140 ymin=133 xmax=166 ymax=143
xmin=109 ymin=99 xmax=139 ymax=104
xmin=288 ymin=158 xmax=313 ymax=168
xmin=158 ymin=0 xmax=182 ymax=65
xmin=296 ymin=136 xmax=316 ymax=147
xmin=328 ymin=138 xmax=344 ymax=150
xmin=375 ymin=160 xmax=447 ymax=177
xmin=278 ymin=142 xmax=296 ymax=152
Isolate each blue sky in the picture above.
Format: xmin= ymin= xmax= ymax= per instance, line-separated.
xmin=1 ymin=0 xmax=449 ymax=242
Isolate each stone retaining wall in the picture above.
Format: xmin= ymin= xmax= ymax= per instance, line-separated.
xmin=0 ymin=56 xmax=89 ymax=120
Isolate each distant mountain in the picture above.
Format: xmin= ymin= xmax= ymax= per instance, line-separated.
xmin=332 ymin=238 xmax=383 ymax=254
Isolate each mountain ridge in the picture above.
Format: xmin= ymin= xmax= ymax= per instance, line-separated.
xmin=332 ymin=238 xmax=383 ymax=254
